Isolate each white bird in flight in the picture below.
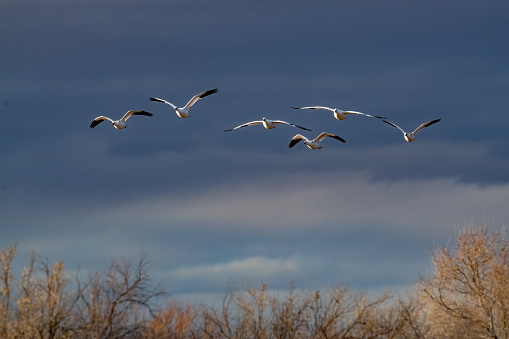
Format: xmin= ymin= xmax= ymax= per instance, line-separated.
xmin=224 ymin=117 xmax=311 ymax=132
xmin=288 ymin=132 xmax=346 ymax=149
xmin=90 ymin=110 xmax=153 ymax=129
xmin=382 ymin=118 xmax=441 ymax=142
xmin=149 ymin=88 xmax=218 ymax=118
xmin=291 ymin=106 xmax=386 ymax=121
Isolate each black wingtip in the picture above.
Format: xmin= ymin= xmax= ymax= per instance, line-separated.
xmin=423 ymin=118 xmax=441 ymax=128
xmin=200 ymin=88 xmax=218 ymax=98
xmin=331 ymin=135 xmax=347 ymax=143
xmin=288 ymin=138 xmax=302 ymax=148
xmin=134 ymin=111 xmax=153 ymax=117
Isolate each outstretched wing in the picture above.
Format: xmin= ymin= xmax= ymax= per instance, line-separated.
xmin=90 ymin=116 xmax=113 ymax=129
xmin=272 ymin=120 xmax=311 ymax=131
xmin=223 ymin=120 xmax=262 ymax=132
xmin=382 ymin=120 xmax=406 ymax=134
xmin=412 ymin=118 xmax=441 ymax=135
xmin=122 ymin=110 xmax=153 ymax=121
xmin=288 ymin=134 xmax=308 ymax=148
xmin=149 ymin=97 xmax=177 ymax=109
xmin=343 ymin=111 xmax=387 ymax=119
xmin=291 ymin=106 xmax=335 ymax=112
xmin=184 ymin=88 xmax=218 ymax=110
xmin=316 ymin=132 xmax=346 ymax=143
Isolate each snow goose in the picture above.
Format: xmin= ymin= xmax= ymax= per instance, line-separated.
xmin=288 ymin=132 xmax=346 ymax=149
xmin=149 ymin=88 xmax=217 ymax=118
xmin=90 ymin=110 xmax=153 ymax=129
xmin=382 ymin=118 xmax=441 ymax=142
xmin=224 ymin=117 xmax=311 ymax=132
xmin=291 ymin=106 xmax=386 ymax=121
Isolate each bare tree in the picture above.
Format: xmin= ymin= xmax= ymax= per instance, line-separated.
xmin=306 ymin=285 xmax=395 ymax=338
xmin=392 ymin=293 xmax=428 ymax=339
xmin=270 ymin=282 xmax=309 ymax=339
xmin=199 ymin=282 xmax=251 ymax=339
xmin=145 ymin=300 xmax=198 ymax=339
xmin=198 ymin=281 xmax=416 ymax=339
xmin=78 ymin=253 xmax=167 ymax=338
xmin=7 ymin=224 xmax=508 ymax=339
xmin=0 ymin=246 xmax=170 ymax=338
xmin=0 ymin=243 xmax=17 ymax=337
xmin=12 ymin=253 xmax=82 ymax=339
xmin=307 ymin=285 xmax=352 ymax=338
xmin=419 ymin=225 xmax=509 ymax=338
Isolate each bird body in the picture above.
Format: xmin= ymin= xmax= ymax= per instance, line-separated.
xmin=382 ymin=118 xmax=441 ymax=142
xmin=288 ymin=132 xmax=346 ymax=149
xmin=150 ymin=88 xmax=217 ymax=118
xmin=224 ymin=117 xmax=311 ymax=132
xmin=291 ymin=106 xmax=386 ymax=121
xmin=90 ymin=110 xmax=153 ymax=129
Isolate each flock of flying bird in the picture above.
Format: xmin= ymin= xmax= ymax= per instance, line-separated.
xmin=89 ymin=88 xmax=442 ymax=149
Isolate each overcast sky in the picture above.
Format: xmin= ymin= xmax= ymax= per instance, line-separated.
xmin=2 ymin=0 xmax=509 ymax=303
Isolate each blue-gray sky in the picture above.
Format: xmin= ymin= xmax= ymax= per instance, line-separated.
xmin=2 ymin=0 xmax=509 ymax=303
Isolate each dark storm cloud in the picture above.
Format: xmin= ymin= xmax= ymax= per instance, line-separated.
xmin=3 ymin=0 xmax=508 ymax=144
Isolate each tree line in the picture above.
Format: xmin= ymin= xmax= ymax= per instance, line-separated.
xmin=1 ymin=224 xmax=508 ymax=338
